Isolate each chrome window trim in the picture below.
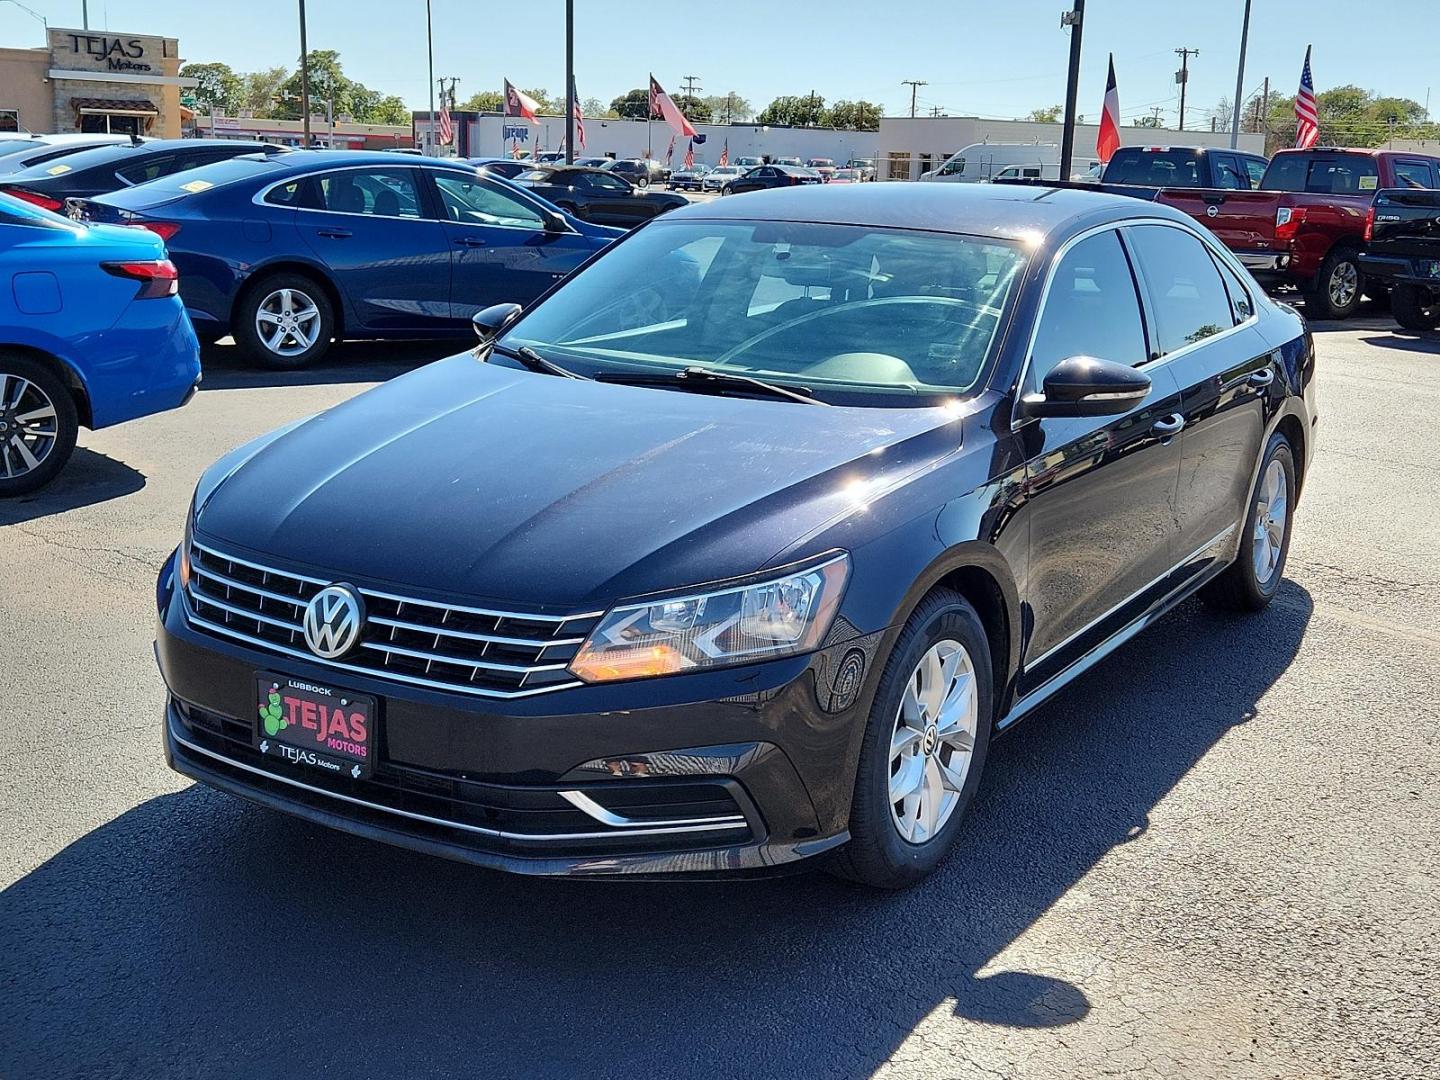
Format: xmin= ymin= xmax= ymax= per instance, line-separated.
xmin=1010 ymin=216 xmax=1262 ymax=431
xmin=170 ymin=723 xmax=748 ymax=842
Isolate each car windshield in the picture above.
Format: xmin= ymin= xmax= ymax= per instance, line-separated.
xmin=114 ymin=155 xmax=287 ymax=202
xmin=1260 ymin=153 xmax=1379 ymax=194
xmin=500 ymin=218 xmax=1025 ymax=405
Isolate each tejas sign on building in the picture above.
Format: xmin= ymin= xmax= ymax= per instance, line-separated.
xmin=64 ymin=33 xmax=157 ymax=73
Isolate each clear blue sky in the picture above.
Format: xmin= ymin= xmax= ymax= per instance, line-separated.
xmin=4 ymin=0 xmax=1436 ymax=126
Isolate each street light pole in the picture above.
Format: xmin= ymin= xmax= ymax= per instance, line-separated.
xmin=425 ymin=0 xmax=436 ymax=156
xmin=1229 ymin=0 xmax=1252 ymax=148
xmin=1058 ymin=0 xmax=1085 ymax=183
xmin=298 ymin=0 xmax=311 ymax=146
xmin=564 ymin=0 xmax=574 ymax=165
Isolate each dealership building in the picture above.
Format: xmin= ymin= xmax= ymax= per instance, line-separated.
xmin=413 ymin=110 xmax=1264 ymax=179
xmin=0 ymin=27 xmax=195 ymax=136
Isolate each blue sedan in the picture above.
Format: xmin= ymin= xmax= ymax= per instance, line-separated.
xmin=82 ymin=151 xmax=621 ymax=368
xmin=0 ymin=193 xmax=200 ymax=495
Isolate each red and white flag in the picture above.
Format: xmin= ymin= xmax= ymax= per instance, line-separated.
xmin=649 ymin=75 xmax=697 ymax=138
xmin=504 ymin=79 xmax=540 ymax=123
xmin=1096 ymin=54 xmax=1120 ymax=164
xmin=718 ymin=138 xmax=729 ymax=166
xmin=665 ymin=134 xmax=676 ymax=167
xmin=1294 ymin=46 xmax=1320 ymax=149
xmin=437 ymin=102 xmax=453 ymax=146
xmin=570 ymin=76 xmax=586 ymax=151
xmin=684 ymin=140 xmax=694 ymax=170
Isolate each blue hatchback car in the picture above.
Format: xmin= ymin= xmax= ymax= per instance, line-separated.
xmin=0 ymin=193 xmax=200 ymax=495
xmin=82 ymin=151 xmax=621 ymax=368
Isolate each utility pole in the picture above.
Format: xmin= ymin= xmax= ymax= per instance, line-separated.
xmin=1175 ymin=46 xmax=1198 ymax=130
xmin=808 ymin=90 xmax=818 ymax=125
xmin=901 ymin=79 xmax=927 ymax=119
xmin=298 ymin=0 xmax=311 ymax=146
xmin=681 ymin=73 xmax=703 ymax=111
xmin=724 ymin=92 xmax=735 ymax=124
xmin=564 ymin=0 xmax=574 ymax=164
xmin=425 ymin=0 xmax=435 ymax=155
xmin=1058 ymin=1 xmax=1084 ymax=182
xmin=930 ymin=105 xmax=943 ymax=117
xmin=1229 ymin=0 xmax=1252 ymax=147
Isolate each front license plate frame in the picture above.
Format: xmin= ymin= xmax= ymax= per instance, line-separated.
xmin=254 ymin=673 xmax=378 ymax=780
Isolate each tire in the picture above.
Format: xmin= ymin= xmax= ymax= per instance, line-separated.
xmin=635 ymin=176 xmax=649 ymax=189
xmin=1202 ymin=432 xmax=1296 ymax=612
xmin=721 ymin=185 xmax=733 ymax=197
xmin=0 ymin=353 xmax=79 ymax=497
xmin=554 ymin=201 xmax=582 ymax=220
xmin=830 ymin=589 xmax=994 ymax=889
xmin=1391 ymin=283 xmax=1440 ymax=331
xmin=233 ymin=272 xmax=335 ymax=370
xmin=1303 ymin=248 xmax=1364 ymax=319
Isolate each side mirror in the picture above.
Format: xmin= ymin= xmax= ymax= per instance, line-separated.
xmin=544 ymin=211 xmax=570 ymax=232
xmin=472 ymin=302 xmax=523 ymax=341
xmin=1020 ymin=355 xmax=1151 ymax=419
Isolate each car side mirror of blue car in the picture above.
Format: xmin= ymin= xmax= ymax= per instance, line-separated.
xmin=472 ymin=302 xmax=524 ymax=341
xmin=1020 ymin=355 xmax=1152 ymax=419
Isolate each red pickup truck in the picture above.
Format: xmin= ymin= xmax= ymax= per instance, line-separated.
xmin=1154 ymin=148 xmax=1440 ymax=318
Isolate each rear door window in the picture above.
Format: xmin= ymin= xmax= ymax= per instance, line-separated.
xmin=1393 ymin=160 xmax=1437 ymax=189
xmin=1126 ymin=225 xmax=1236 ymax=355
xmin=314 ymin=169 xmax=422 ymax=218
xmin=116 ymin=154 xmax=177 ymax=185
xmin=1029 ymin=230 xmax=1148 ymax=387
xmin=1211 ymin=154 xmax=1248 ymax=190
xmin=1243 ymin=157 xmax=1267 ymax=188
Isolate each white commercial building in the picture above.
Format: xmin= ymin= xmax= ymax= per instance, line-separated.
xmin=875 ymin=116 xmax=1267 ymax=181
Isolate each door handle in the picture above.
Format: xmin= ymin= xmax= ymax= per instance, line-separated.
xmin=315 ymin=228 xmax=352 ymax=238
xmin=453 ymin=236 xmax=486 ymax=247
xmin=1151 ymin=413 xmax=1186 ymax=438
xmin=1248 ymin=369 xmax=1275 ymax=388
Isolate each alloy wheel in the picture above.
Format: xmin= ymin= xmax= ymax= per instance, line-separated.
xmin=888 ymin=638 xmax=979 ymax=844
xmin=1252 ymin=458 xmax=1289 ymax=585
xmin=1328 ymin=260 xmax=1359 ymax=309
xmin=0 ymin=373 xmax=59 ymax=480
xmin=255 ymin=287 xmax=322 ymax=357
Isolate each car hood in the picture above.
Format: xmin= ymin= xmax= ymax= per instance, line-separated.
xmin=195 ymin=355 xmax=964 ymax=610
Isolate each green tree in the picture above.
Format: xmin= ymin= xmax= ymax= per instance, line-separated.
xmin=181 ymin=61 xmax=244 ymax=115
xmin=271 ymin=50 xmax=411 ymax=125
xmin=673 ymin=95 xmax=713 ymax=123
xmin=459 ymin=89 xmax=503 ymax=113
xmin=757 ymin=94 xmax=826 ymax=127
xmin=580 ymin=96 xmax=608 ymax=119
xmin=1262 ymin=82 xmax=1438 ymax=151
xmin=1026 ymin=105 xmax=1062 ymax=123
xmin=702 ymin=92 xmax=752 ymax=123
xmin=241 ymin=65 xmax=290 ymax=116
xmin=824 ymin=99 xmax=882 ymax=130
xmin=611 ymin=88 xmax=650 ymax=119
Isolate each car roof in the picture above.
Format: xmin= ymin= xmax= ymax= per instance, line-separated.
xmin=668 ymin=181 xmax=1201 ymax=241
xmin=259 ymin=149 xmax=480 ymax=172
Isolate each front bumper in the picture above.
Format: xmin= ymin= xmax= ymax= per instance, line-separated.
xmin=155 ymin=552 xmax=882 ymax=878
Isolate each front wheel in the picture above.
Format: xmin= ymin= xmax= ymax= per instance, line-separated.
xmin=233 ymin=273 xmax=335 ymax=370
xmin=830 ymin=589 xmax=994 ymax=889
xmin=1304 ymin=249 xmax=1364 ymax=319
xmin=1391 ymin=283 xmax=1440 ymax=331
xmin=721 ymin=185 xmax=733 ymax=196
xmin=0 ymin=353 xmax=79 ymax=497
xmin=1202 ymin=432 xmax=1296 ymax=612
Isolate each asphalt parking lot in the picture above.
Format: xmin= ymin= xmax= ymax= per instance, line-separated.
xmin=2 ymin=315 xmax=1438 ymax=1079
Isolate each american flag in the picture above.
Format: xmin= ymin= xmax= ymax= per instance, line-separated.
xmin=718 ymin=138 xmax=728 ymax=166
xmin=1294 ymin=45 xmax=1319 ymax=149
xmin=437 ymin=102 xmax=453 ymax=146
xmin=570 ymin=76 xmax=586 ymax=152
xmin=684 ymin=140 xmax=694 ymax=170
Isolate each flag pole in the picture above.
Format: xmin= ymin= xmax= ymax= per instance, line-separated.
xmin=425 ymin=0 xmax=435 ymax=156
xmin=564 ymin=0 xmax=575 ymax=164
xmin=1229 ymin=0 xmax=1252 ymax=149
xmin=646 ymin=72 xmax=652 ymax=160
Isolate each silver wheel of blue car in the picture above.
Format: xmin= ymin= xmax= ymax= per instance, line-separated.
xmin=255 ymin=287 xmax=322 ymax=358
xmin=0 ymin=355 xmax=79 ymax=497
xmin=1251 ymin=458 xmax=1289 ymax=586
xmin=888 ymin=638 xmax=979 ymax=843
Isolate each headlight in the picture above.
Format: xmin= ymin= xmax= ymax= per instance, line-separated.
xmin=570 ymin=554 xmax=850 ymax=683
xmin=177 ymin=495 xmax=196 ymax=591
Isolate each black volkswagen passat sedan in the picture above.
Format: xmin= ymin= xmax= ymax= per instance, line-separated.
xmin=155 ymin=183 xmax=1317 ymax=888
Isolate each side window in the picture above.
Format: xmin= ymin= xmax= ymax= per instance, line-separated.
xmin=1212 ymin=254 xmax=1255 ymax=324
xmin=264 ymin=179 xmax=307 ymax=207
xmin=1126 ymin=225 xmax=1236 ymax=355
xmin=315 ymin=169 xmax=422 ymax=218
xmin=1030 ymin=230 xmax=1147 ymax=388
xmin=1243 ymin=157 xmax=1267 ymax=188
xmin=588 ymin=173 xmax=630 ymax=192
xmin=116 ymin=155 xmax=176 ymax=185
xmin=1212 ymin=155 xmax=1247 ymax=190
xmin=433 ymin=173 xmax=545 ymax=228
xmin=1393 ymin=160 xmax=1436 ymax=189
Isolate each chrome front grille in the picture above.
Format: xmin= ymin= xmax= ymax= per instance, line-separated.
xmin=184 ymin=540 xmax=602 ymax=698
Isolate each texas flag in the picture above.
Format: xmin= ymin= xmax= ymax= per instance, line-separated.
xmin=504 ymin=79 xmax=540 ymax=122
xmin=649 ymin=75 xmax=697 ymax=138
xmin=1096 ymin=54 xmax=1121 ymax=165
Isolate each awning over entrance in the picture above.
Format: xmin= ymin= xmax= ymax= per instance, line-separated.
xmin=70 ymin=97 xmax=159 ymax=117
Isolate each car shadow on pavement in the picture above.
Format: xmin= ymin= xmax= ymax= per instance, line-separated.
xmin=1357 ymin=331 xmax=1440 ymax=354
xmin=0 ymin=585 xmax=1312 ymax=1079
xmin=0 ymin=447 xmax=145 ymax=527
xmin=196 ymin=339 xmax=461 ymax=392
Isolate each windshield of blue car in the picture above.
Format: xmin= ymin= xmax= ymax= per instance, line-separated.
xmin=500 ymin=218 xmax=1025 ymax=405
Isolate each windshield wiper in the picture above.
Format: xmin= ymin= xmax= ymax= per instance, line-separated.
xmin=486 ymin=341 xmax=589 ymax=380
xmin=594 ymin=367 xmax=827 ymax=405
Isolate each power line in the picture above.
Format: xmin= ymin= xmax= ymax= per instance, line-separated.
xmin=1174 ymin=46 xmax=1199 ymax=130
xmin=901 ymin=79 xmax=927 ymax=119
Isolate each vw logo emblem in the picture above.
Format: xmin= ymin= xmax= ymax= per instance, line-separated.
xmin=1206 ymin=204 xmax=1219 ymax=218
xmin=303 ymin=584 xmax=365 ymax=659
